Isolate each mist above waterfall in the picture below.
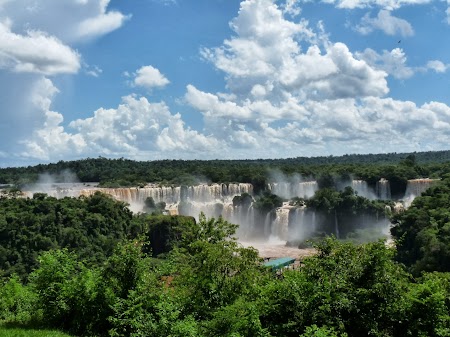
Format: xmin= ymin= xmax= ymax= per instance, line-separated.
xmin=401 ymin=178 xmax=439 ymax=207
xmin=35 ymin=170 xmax=80 ymax=185
xmin=267 ymin=170 xmax=317 ymax=199
xmin=23 ymin=170 xmax=87 ymax=198
xmin=17 ymin=176 xmax=403 ymax=257
xmin=336 ymin=177 xmax=377 ymax=200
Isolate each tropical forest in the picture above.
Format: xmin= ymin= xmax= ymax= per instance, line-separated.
xmin=0 ymin=151 xmax=450 ymax=336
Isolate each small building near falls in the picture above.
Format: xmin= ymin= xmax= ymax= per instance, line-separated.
xmin=263 ymin=257 xmax=296 ymax=271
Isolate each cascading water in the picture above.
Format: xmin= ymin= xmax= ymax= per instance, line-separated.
xmin=402 ymin=178 xmax=439 ymax=207
xmin=264 ymin=212 xmax=272 ymax=237
xmin=77 ymin=183 xmax=258 ymax=236
xmin=271 ymin=207 xmax=290 ymax=240
xmin=22 ymin=178 xmax=395 ymax=248
xmin=404 ymin=179 xmax=438 ymax=198
xmin=79 ymin=183 xmax=252 ymax=204
xmin=334 ymin=210 xmax=339 ymax=239
xmin=288 ymin=207 xmax=316 ymax=241
xmin=312 ymin=212 xmax=316 ymax=233
xmin=267 ymin=181 xmax=318 ymax=199
xmin=233 ymin=204 xmax=256 ymax=238
xmin=376 ymin=178 xmax=391 ymax=200
xmin=352 ymin=180 xmax=375 ymax=199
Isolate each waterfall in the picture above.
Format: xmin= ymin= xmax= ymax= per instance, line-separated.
xmin=289 ymin=207 xmax=308 ymax=241
xmin=271 ymin=207 xmax=290 ymax=240
xmin=247 ymin=205 xmax=254 ymax=231
xmin=264 ymin=212 xmax=272 ymax=237
xmin=37 ymin=182 xmax=257 ymax=237
xmin=228 ymin=183 xmax=253 ymax=196
xmin=352 ymin=180 xmax=375 ymax=199
xmin=376 ymin=178 xmax=391 ymax=200
xmin=334 ymin=210 xmax=339 ymax=239
xmin=222 ymin=202 xmax=234 ymax=220
xmin=232 ymin=204 xmax=255 ymax=239
xmin=238 ymin=204 xmax=255 ymax=238
xmin=267 ymin=181 xmax=318 ymax=199
xmin=293 ymin=181 xmax=318 ymax=199
xmin=312 ymin=211 xmax=316 ymax=233
xmin=77 ymin=183 xmax=253 ymax=205
xmin=294 ymin=208 xmax=305 ymax=231
xmin=80 ymin=186 xmax=180 ymax=204
xmin=404 ymin=179 xmax=438 ymax=199
xmin=267 ymin=182 xmax=290 ymax=198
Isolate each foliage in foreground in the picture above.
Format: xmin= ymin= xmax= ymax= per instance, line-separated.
xmin=392 ymin=177 xmax=450 ymax=275
xmin=0 ymin=325 xmax=73 ymax=337
xmin=0 ymin=192 xmax=133 ymax=279
xmin=1 ymin=212 xmax=450 ymax=337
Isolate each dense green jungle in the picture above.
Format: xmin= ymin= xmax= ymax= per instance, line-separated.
xmin=2 ymin=150 xmax=450 ymax=194
xmin=1 ymin=151 xmax=450 ymax=336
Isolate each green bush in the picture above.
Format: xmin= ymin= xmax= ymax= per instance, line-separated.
xmin=300 ymin=325 xmax=348 ymax=337
xmin=0 ymin=274 xmax=40 ymax=324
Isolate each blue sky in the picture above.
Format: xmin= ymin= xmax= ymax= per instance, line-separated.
xmin=1 ymin=0 xmax=450 ymax=167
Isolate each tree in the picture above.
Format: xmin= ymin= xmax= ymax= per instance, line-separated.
xmin=111 ymin=214 xmax=266 ymax=336
xmin=391 ymin=179 xmax=450 ymax=274
xmin=300 ymin=325 xmax=348 ymax=337
xmin=406 ymin=272 xmax=450 ymax=337
xmin=0 ymin=274 xmax=39 ymax=324
xmin=173 ymin=214 xmax=263 ymax=319
xmin=28 ymin=249 xmax=83 ymax=330
xmin=132 ymin=214 xmax=196 ymax=257
xmin=260 ymin=238 xmax=410 ymax=337
xmin=253 ymin=192 xmax=283 ymax=214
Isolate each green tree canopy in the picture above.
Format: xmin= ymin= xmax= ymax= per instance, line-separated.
xmin=391 ymin=179 xmax=450 ymax=274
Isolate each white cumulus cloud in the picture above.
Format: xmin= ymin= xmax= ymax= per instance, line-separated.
xmin=201 ymin=0 xmax=388 ymax=103
xmin=426 ymin=60 xmax=449 ymax=73
xmin=0 ymin=0 xmax=129 ymax=43
xmin=183 ymin=0 xmax=450 ymax=158
xmin=281 ymin=0 xmax=301 ymax=16
xmin=22 ymin=93 xmax=220 ymax=161
xmin=4 ymin=0 xmax=450 ymax=163
xmin=358 ymin=49 xmax=450 ymax=78
xmin=0 ymin=20 xmax=80 ymax=75
xmin=76 ymin=10 xmax=128 ymax=40
xmin=357 ymin=47 xmax=414 ymax=79
xmin=133 ymin=65 xmax=170 ymax=90
xmin=312 ymin=0 xmax=432 ymax=10
xmin=356 ymin=9 xmax=414 ymax=36
xmin=447 ymin=1 xmax=450 ymax=24
xmin=0 ymin=0 xmax=129 ymax=164
xmin=20 ymin=78 xmax=86 ymax=160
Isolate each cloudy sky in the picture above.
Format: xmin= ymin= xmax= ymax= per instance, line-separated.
xmin=1 ymin=0 xmax=450 ymax=167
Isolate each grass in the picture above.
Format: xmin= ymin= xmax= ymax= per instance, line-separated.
xmin=0 ymin=324 xmax=73 ymax=337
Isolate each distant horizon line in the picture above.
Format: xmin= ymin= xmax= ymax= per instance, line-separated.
xmin=3 ymin=149 xmax=450 ymax=169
